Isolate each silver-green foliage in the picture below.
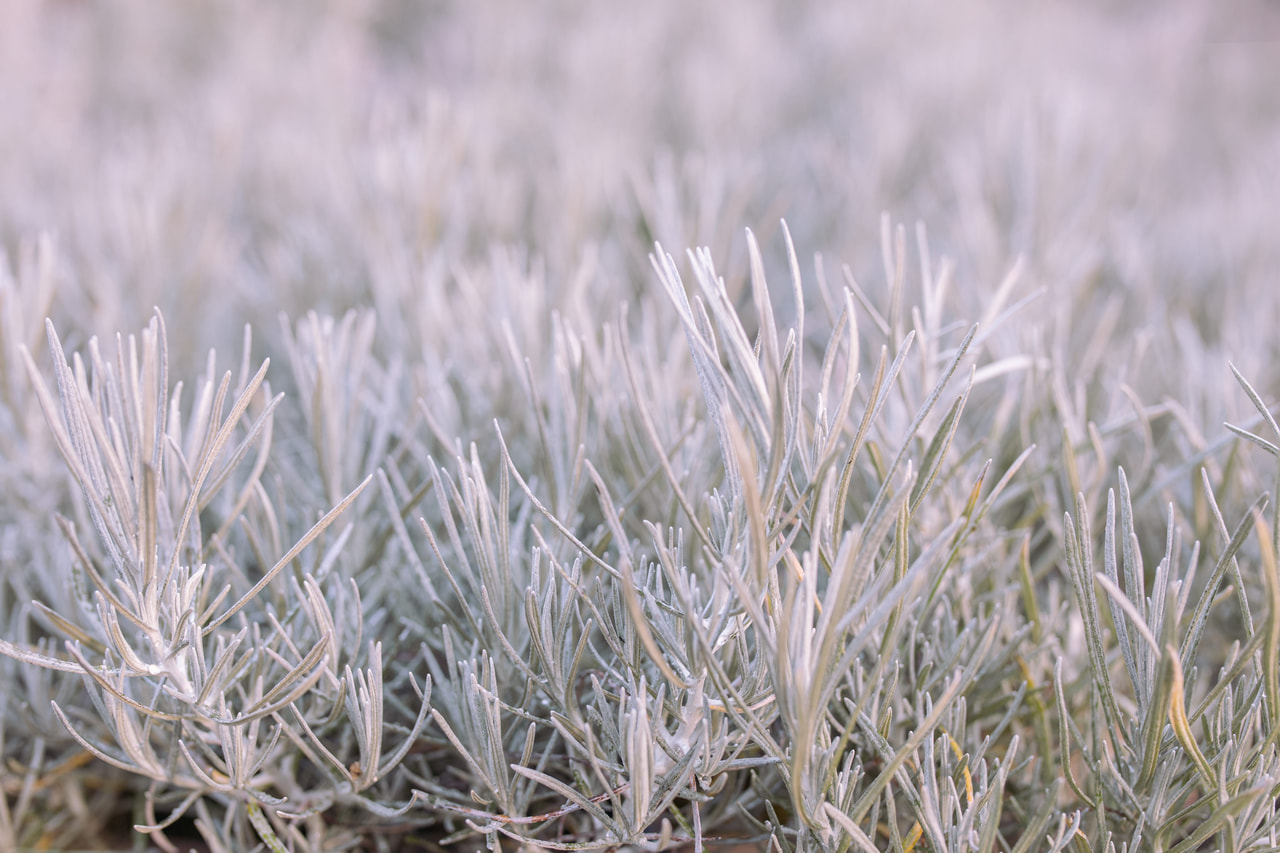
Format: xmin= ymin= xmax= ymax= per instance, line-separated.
xmin=2 ymin=223 xmax=1278 ymax=853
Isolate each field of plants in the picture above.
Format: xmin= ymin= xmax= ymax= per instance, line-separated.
xmin=2 ymin=1 xmax=1280 ymax=851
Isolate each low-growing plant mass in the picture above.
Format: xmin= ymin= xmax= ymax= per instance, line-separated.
xmin=2 ymin=1 xmax=1279 ymax=851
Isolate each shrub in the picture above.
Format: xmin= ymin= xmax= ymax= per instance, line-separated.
xmin=3 ymin=2 xmax=1279 ymax=850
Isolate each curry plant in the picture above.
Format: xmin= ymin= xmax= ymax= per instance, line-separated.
xmin=3 ymin=212 xmax=1278 ymax=853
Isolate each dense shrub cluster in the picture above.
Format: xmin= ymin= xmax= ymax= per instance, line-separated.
xmin=2 ymin=1 xmax=1280 ymax=850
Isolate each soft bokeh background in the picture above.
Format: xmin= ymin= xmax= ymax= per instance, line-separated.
xmin=3 ymin=0 xmax=1277 ymax=381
